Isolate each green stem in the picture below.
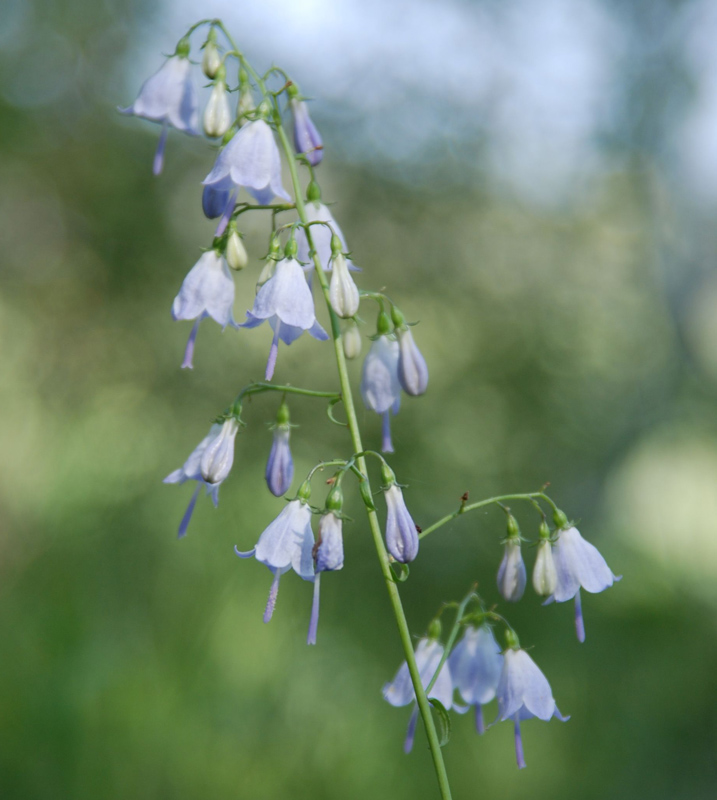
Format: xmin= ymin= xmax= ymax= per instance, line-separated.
xmin=238 ymin=382 xmax=340 ymax=401
xmin=425 ymin=588 xmax=476 ymax=695
xmin=273 ymin=100 xmax=453 ymax=800
xmin=419 ymin=491 xmax=553 ymax=540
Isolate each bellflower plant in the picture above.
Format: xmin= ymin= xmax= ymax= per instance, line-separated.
xmin=383 ymin=636 xmax=456 ymax=753
xmin=448 ymin=625 xmax=503 ymax=734
xmin=171 ymin=249 xmax=237 ymax=369
xmin=546 ymin=514 xmax=621 ymax=642
xmin=163 ymin=417 xmax=239 ymax=538
xmin=288 ymin=84 xmax=323 ymax=167
xmin=265 ymin=402 xmax=294 ymax=497
xmin=494 ymin=632 xmax=569 ymax=769
xmin=123 ymin=21 xmax=620 ymax=798
xmin=119 ymin=43 xmax=199 ymax=175
xmin=203 ymin=116 xmax=290 ymax=205
xmin=241 ymin=248 xmax=328 ymax=379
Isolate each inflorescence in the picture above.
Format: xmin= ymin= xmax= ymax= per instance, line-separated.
xmin=120 ymin=19 xmax=621 ymax=790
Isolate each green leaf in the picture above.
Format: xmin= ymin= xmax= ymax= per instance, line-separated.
xmin=389 ymin=562 xmax=410 ymax=582
xmin=429 ymin=699 xmax=451 ymax=747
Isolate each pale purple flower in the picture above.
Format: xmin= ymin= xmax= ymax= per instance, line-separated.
xmin=383 ymin=637 xmax=455 ymax=753
xmin=265 ymin=427 xmax=294 ymax=497
xmin=164 ymin=418 xmax=239 ymax=538
xmin=396 ymin=327 xmax=428 ymax=396
xmin=448 ymin=625 xmax=503 ymax=734
xmin=203 ymin=119 xmax=290 ymax=205
xmin=202 ymin=184 xmax=233 ymax=219
xmin=497 ymin=540 xmax=527 ymax=602
xmin=361 ymin=335 xmax=401 ymax=453
xmin=296 ymin=202 xmax=355 ymax=272
xmin=171 ymin=250 xmax=238 ymax=369
xmin=545 ymin=526 xmax=621 ymax=642
xmin=495 ymin=647 xmax=568 ymax=769
xmin=241 ymin=257 xmax=328 ymax=380
xmin=384 ymin=484 xmax=419 ymax=563
xmin=290 ymin=98 xmax=323 ymax=166
xmin=235 ymin=498 xmax=319 ymax=642
xmin=119 ymin=55 xmax=199 ymax=176
xmin=315 ymin=512 xmax=344 ymax=572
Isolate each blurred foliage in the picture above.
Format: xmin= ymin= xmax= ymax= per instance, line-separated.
xmin=1 ymin=1 xmax=717 ymax=799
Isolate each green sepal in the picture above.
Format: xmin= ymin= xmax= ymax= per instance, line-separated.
xmin=297 ymin=479 xmax=312 ymax=502
xmin=358 ymin=478 xmax=376 ymax=511
xmin=390 ymin=305 xmax=406 ymax=329
xmin=325 ymin=486 xmax=343 ymax=513
xmin=504 ymin=628 xmax=520 ymax=650
xmin=389 ymin=562 xmax=410 ymax=582
xmin=284 ymin=236 xmax=298 ymax=259
xmin=306 ymin=180 xmax=321 ymax=203
xmin=553 ymin=508 xmax=570 ymax=530
xmin=429 ymin=699 xmax=451 ymax=747
xmin=427 ymin=618 xmax=442 ymax=640
xmin=276 ymin=402 xmax=290 ymax=426
xmin=380 ymin=461 xmax=396 ymax=487
xmin=376 ymin=310 xmax=391 ymax=336
xmin=538 ymin=519 xmax=551 ymax=540
xmin=175 ymin=37 xmax=191 ymax=58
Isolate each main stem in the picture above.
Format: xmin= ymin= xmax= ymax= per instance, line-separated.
xmin=275 ymin=115 xmax=453 ymax=800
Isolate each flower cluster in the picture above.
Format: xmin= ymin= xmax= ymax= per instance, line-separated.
xmin=384 ymin=617 xmax=567 ymax=768
xmin=121 ymin=22 xmax=620 ymax=794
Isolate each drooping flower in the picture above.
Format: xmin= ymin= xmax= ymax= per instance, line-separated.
xmin=494 ymin=643 xmax=569 ymax=769
xmin=396 ymin=327 xmax=428 ymax=396
xmin=329 ymin=250 xmax=359 ymax=318
xmin=532 ymin=537 xmax=558 ymax=597
xmin=203 ymin=75 xmax=232 ymax=138
xmin=235 ymin=496 xmax=316 ymax=640
xmin=383 ymin=637 xmax=455 ymax=753
xmin=265 ymin=405 xmax=294 ymax=497
xmin=315 ymin=511 xmax=344 ymax=572
xmin=203 ymin=118 xmax=290 ymax=205
xmin=201 ymin=32 xmax=221 ymax=79
xmin=361 ymin=333 xmax=401 ymax=453
xmin=241 ymin=256 xmax=328 ymax=380
xmin=164 ymin=418 xmax=239 ymax=538
xmin=296 ymin=197 xmax=355 ymax=272
xmin=497 ymin=512 xmax=526 ymax=602
xmin=546 ymin=524 xmax=620 ymax=642
xmin=119 ymin=50 xmax=199 ymax=176
xmin=171 ymin=250 xmax=238 ymax=369
xmin=290 ymin=97 xmax=323 ymax=166
xmin=384 ymin=483 xmax=419 ymax=564
xmin=202 ymin=184 xmax=234 ymax=219
xmin=497 ymin=540 xmax=526 ymax=602
xmin=448 ymin=625 xmax=503 ymax=734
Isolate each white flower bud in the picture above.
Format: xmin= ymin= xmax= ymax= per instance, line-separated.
xmin=343 ymin=321 xmax=362 ymax=359
xmin=199 ymin=418 xmax=239 ymax=485
xmin=202 ymin=42 xmax=221 ymax=79
xmin=203 ymin=81 xmax=232 ymax=138
xmin=532 ymin=539 xmax=558 ymax=596
xmin=497 ymin=540 xmax=526 ymax=602
xmin=226 ymin=231 xmax=248 ymax=270
xmin=329 ymin=252 xmax=359 ymax=318
xmin=256 ymin=258 xmax=276 ymax=291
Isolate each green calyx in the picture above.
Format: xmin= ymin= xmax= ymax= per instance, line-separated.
xmin=504 ymin=628 xmax=520 ymax=650
xmin=175 ymin=37 xmax=191 ymax=58
xmin=390 ymin=305 xmax=406 ymax=329
xmin=380 ymin=461 xmax=397 ymax=487
xmin=286 ymin=82 xmax=300 ymax=99
xmin=330 ymin=233 xmax=343 ymax=256
xmin=427 ymin=618 xmax=442 ymax=641
xmin=552 ymin=508 xmax=570 ymax=530
xmin=269 ymin=234 xmax=282 ymax=259
xmin=325 ymin=486 xmax=343 ymax=513
xmin=538 ymin=519 xmax=552 ymax=540
xmin=505 ymin=512 xmax=520 ymax=540
xmin=376 ymin=310 xmax=391 ymax=336
xmin=276 ymin=402 xmax=290 ymax=426
xmin=284 ymin=236 xmax=298 ymax=259
xmin=297 ymin=480 xmax=312 ymax=502
xmin=306 ymin=180 xmax=321 ymax=203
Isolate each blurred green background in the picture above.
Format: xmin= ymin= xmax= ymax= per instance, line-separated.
xmin=2 ymin=0 xmax=717 ymax=798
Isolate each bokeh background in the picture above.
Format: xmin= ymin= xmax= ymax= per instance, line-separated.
xmin=2 ymin=0 xmax=717 ymax=797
